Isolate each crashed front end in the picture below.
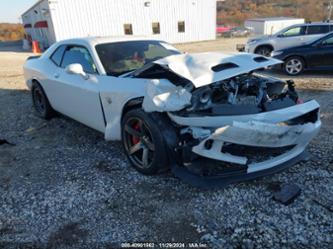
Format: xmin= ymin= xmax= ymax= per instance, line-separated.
xmin=133 ymin=52 xmax=321 ymax=187
xmin=168 ymin=100 xmax=320 ymax=187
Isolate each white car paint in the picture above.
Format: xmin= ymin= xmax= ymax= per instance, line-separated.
xmin=24 ymin=37 xmax=155 ymax=137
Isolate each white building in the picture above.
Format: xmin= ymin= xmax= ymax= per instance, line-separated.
xmin=21 ymin=0 xmax=217 ymax=49
xmin=245 ymin=17 xmax=305 ymax=36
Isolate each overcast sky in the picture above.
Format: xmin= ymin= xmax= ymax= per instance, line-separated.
xmin=0 ymin=0 xmax=36 ymax=23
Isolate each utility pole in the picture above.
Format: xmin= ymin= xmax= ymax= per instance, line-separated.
xmin=328 ymin=0 xmax=333 ymax=21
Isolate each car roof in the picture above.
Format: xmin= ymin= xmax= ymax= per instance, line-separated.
xmin=298 ymin=22 xmax=333 ymax=27
xmin=56 ymin=36 xmax=163 ymax=47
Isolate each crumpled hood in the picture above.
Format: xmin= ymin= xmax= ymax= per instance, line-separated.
xmin=153 ymin=52 xmax=282 ymax=88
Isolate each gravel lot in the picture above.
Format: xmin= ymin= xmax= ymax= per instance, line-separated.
xmin=0 ymin=39 xmax=332 ymax=248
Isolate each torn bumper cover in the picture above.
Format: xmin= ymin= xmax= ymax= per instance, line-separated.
xmin=137 ymin=52 xmax=321 ymax=187
xmin=168 ymin=100 xmax=321 ymax=188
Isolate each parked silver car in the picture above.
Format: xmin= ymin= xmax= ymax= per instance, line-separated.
xmin=242 ymin=22 xmax=333 ymax=56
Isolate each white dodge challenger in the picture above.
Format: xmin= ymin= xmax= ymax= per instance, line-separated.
xmin=24 ymin=36 xmax=321 ymax=187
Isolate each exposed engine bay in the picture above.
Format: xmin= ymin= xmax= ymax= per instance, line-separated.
xmin=179 ymin=73 xmax=299 ymax=116
xmin=131 ymin=52 xmax=301 ymax=115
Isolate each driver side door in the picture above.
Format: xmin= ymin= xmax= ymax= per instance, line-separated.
xmin=307 ymin=35 xmax=333 ymax=68
xmin=46 ymin=44 xmax=106 ymax=132
xmin=319 ymin=36 xmax=333 ymax=67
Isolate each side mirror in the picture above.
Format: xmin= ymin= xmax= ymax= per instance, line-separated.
xmin=65 ymin=63 xmax=89 ymax=80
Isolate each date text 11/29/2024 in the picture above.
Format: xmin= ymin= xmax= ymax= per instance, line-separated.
xmin=121 ymin=242 xmax=208 ymax=248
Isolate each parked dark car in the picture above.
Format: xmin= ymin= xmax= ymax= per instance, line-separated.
xmin=272 ymin=32 xmax=333 ymax=75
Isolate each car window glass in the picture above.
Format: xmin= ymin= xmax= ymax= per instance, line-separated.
xmin=95 ymin=40 xmax=180 ymax=76
xmin=322 ymin=36 xmax=333 ymax=45
xmin=50 ymin=45 xmax=66 ymax=66
xmin=144 ymin=44 xmax=175 ymax=60
xmin=61 ymin=46 xmax=97 ymax=74
xmin=307 ymin=25 xmax=329 ymax=35
xmin=282 ymin=26 xmax=305 ymax=37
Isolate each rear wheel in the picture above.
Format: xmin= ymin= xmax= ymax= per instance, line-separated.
xmin=31 ymin=82 xmax=55 ymax=119
xmin=255 ymin=46 xmax=273 ymax=57
xmin=121 ymin=108 xmax=169 ymax=175
xmin=284 ymin=56 xmax=305 ymax=76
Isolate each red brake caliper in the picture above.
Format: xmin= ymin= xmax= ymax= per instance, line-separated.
xmin=131 ymin=122 xmax=141 ymax=145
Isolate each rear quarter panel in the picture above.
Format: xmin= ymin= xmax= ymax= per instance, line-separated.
xmin=23 ymin=56 xmax=50 ymax=90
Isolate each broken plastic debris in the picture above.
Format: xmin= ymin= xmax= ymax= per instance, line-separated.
xmin=273 ymin=183 xmax=301 ymax=205
xmin=181 ymin=127 xmax=211 ymax=140
xmin=142 ymin=79 xmax=192 ymax=112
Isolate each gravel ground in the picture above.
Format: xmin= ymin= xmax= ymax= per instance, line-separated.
xmin=0 ymin=39 xmax=332 ymax=249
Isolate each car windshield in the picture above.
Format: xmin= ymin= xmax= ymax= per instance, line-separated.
xmin=95 ymin=40 xmax=181 ymax=76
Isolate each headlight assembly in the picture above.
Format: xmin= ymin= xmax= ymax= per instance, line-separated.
xmin=271 ymin=51 xmax=283 ymax=57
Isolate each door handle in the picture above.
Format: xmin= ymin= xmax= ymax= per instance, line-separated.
xmin=54 ymin=73 xmax=59 ymax=79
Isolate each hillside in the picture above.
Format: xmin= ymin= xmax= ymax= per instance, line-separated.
xmin=0 ymin=23 xmax=24 ymax=41
xmin=217 ymin=0 xmax=332 ymax=25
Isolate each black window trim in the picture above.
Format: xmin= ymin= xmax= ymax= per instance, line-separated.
xmin=50 ymin=44 xmax=99 ymax=75
xmin=49 ymin=45 xmax=66 ymax=67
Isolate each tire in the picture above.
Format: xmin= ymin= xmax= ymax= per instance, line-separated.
xmin=284 ymin=56 xmax=305 ymax=76
xmin=121 ymin=108 xmax=169 ymax=175
xmin=31 ymin=82 xmax=55 ymax=119
xmin=255 ymin=46 xmax=273 ymax=57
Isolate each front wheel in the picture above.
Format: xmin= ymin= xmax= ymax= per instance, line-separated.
xmin=121 ymin=109 xmax=169 ymax=175
xmin=284 ymin=56 xmax=305 ymax=76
